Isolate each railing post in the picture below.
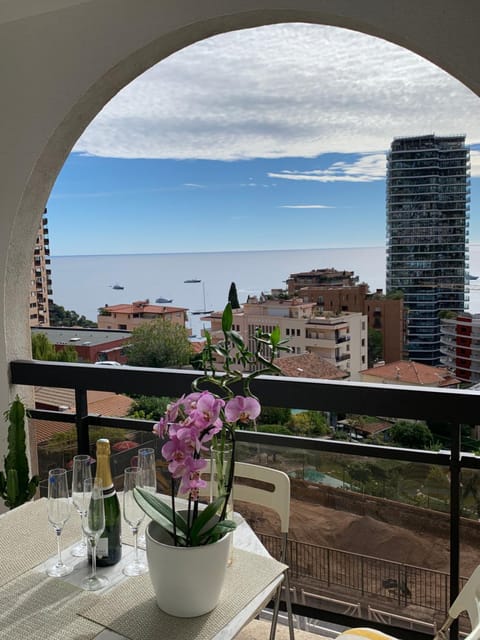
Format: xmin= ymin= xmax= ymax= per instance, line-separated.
xmin=75 ymin=388 xmax=90 ymax=455
xmin=449 ymin=421 xmax=461 ymax=640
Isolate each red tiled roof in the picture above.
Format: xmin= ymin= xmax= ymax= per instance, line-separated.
xmin=362 ymin=360 xmax=459 ymax=387
xmin=276 ymin=352 xmax=348 ymax=380
xmin=32 ymin=387 xmax=133 ymax=444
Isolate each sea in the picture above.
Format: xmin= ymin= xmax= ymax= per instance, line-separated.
xmin=50 ymin=245 xmax=480 ymax=338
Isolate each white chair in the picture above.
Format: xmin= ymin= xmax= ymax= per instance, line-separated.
xmin=204 ymin=460 xmax=295 ymax=640
xmin=433 ymin=565 xmax=480 ymax=640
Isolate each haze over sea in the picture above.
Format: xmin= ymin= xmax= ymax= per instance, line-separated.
xmin=51 ymin=245 xmax=480 ymax=338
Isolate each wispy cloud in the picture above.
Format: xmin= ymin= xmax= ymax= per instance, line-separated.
xmin=270 ymin=153 xmax=386 ymax=183
xmin=469 ymin=150 xmax=480 ymax=178
xmin=74 ymin=24 xmax=480 ymax=161
xmin=280 ymin=204 xmax=334 ymax=209
xmin=183 ymin=183 xmax=204 ymax=188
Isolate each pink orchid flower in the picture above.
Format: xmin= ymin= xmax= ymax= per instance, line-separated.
xmin=225 ymin=395 xmax=261 ymax=423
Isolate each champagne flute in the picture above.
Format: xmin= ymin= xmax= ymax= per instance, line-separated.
xmin=138 ymin=447 xmax=156 ymax=547
xmin=123 ymin=467 xmax=148 ymax=576
xmin=47 ymin=468 xmax=73 ymax=577
xmin=71 ymin=454 xmax=92 ymax=557
xmin=81 ymin=478 xmax=109 ymax=591
xmin=138 ymin=447 xmax=156 ymax=493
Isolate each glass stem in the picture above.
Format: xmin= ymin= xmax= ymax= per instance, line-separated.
xmin=132 ymin=526 xmax=139 ymax=562
xmin=90 ymin=539 xmax=97 ymax=579
xmin=55 ymin=528 xmax=63 ymax=567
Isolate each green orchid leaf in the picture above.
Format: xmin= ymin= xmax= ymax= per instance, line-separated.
xmin=222 ymin=303 xmax=233 ymax=332
xmin=271 ymin=326 xmax=281 ymax=345
xmin=133 ymin=487 xmax=188 ymax=538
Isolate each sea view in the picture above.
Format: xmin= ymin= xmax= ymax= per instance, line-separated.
xmin=51 ymin=244 xmax=480 ymax=337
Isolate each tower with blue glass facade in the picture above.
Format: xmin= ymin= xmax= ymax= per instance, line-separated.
xmin=386 ymin=134 xmax=470 ymax=365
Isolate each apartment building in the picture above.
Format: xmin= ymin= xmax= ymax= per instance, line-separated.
xmin=386 ymin=134 xmax=470 ymax=365
xmin=29 ymin=209 xmax=52 ymax=327
xmin=97 ymin=300 xmax=188 ymax=331
xmin=440 ymin=313 xmax=480 ymax=384
xmin=287 ymin=269 xmax=405 ymax=363
xmin=208 ymin=295 xmax=368 ymax=377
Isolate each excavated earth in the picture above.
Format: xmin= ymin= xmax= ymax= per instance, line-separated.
xmin=238 ymin=488 xmax=479 ymax=577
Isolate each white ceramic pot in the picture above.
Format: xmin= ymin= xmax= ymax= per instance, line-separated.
xmin=146 ymin=519 xmax=232 ymax=617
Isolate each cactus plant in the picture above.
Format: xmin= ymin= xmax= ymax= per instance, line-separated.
xmin=0 ymin=395 xmax=39 ymax=509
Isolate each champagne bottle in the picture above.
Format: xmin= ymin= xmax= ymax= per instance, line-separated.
xmin=90 ymin=438 xmax=122 ymax=566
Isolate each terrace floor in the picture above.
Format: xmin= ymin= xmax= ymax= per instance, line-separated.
xmin=238 ymin=619 xmax=329 ymax=639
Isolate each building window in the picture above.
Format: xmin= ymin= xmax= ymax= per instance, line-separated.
xmin=118 ymin=324 xmax=127 ymax=330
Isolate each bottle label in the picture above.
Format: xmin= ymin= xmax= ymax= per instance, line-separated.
xmin=97 ymin=536 xmax=109 ymax=558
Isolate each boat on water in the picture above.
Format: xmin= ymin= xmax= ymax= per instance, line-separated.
xmin=111 ymin=283 xmax=124 ymax=290
xmin=184 ymin=278 xmax=201 ymax=283
xmin=468 ymin=274 xmax=479 ymax=280
xmin=155 ymin=297 xmax=173 ymax=303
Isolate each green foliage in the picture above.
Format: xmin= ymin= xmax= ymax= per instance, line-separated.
xmin=127 ymin=396 xmax=171 ymax=421
xmin=385 ymin=289 xmax=404 ymax=300
xmin=227 ymin=282 xmax=240 ymax=309
xmin=256 ymin=423 xmax=292 ymax=435
xmin=126 ymin=319 xmax=193 ymax=368
xmin=32 ymin=332 xmax=78 ymax=362
xmin=289 ymin=411 xmax=329 ymax=436
xmin=257 ymin=406 xmax=291 ymax=425
xmin=0 ymin=396 xmax=39 ymax=509
xmin=49 ymin=301 xmax=97 ymax=327
xmin=438 ymin=309 xmax=457 ymax=319
xmin=368 ymin=328 xmax=383 ymax=367
xmin=389 ymin=420 xmax=433 ymax=449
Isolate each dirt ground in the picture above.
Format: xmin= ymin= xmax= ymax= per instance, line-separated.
xmin=239 ymin=496 xmax=480 ymax=577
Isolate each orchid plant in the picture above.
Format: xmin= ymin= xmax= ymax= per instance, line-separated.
xmin=134 ymin=302 xmax=290 ymax=547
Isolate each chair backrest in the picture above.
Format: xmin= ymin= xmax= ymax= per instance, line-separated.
xmin=449 ymin=565 xmax=480 ymax=631
xmin=434 ymin=565 xmax=480 ymax=640
xmin=231 ymin=462 xmax=291 ymax=535
xmin=196 ymin=460 xmax=291 ymax=535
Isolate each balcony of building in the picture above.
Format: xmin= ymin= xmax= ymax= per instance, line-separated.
xmin=8 ymin=358 xmax=480 ymax=640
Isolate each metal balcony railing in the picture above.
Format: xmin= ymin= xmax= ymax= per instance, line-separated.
xmin=9 ymin=358 xmax=480 ymax=640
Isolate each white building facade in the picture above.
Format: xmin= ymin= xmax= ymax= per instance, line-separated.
xmin=211 ymin=298 xmax=368 ymax=377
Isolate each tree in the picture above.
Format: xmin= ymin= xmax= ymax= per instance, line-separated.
xmin=126 ymin=319 xmax=193 ymax=368
xmin=368 ymin=328 xmax=383 ymax=367
xmin=49 ymin=301 xmax=97 ymax=327
xmin=127 ymin=396 xmax=171 ymax=421
xmin=289 ymin=410 xmax=329 ymax=436
xmin=228 ymin=282 xmax=240 ymax=309
xmin=257 ymin=406 xmax=291 ymax=425
xmin=389 ymin=420 xmax=433 ymax=449
xmin=32 ymin=332 xmax=78 ymax=362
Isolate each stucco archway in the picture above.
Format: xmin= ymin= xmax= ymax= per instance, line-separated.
xmin=1 ymin=0 xmax=479 ymax=455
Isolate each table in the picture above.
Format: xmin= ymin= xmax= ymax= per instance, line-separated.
xmin=0 ymin=498 xmax=286 ymax=640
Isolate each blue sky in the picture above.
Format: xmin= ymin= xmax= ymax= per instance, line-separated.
xmin=47 ymin=24 xmax=480 ymax=255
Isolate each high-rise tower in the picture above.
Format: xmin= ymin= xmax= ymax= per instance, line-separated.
xmin=29 ymin=208 xmax=52 ymax=327
xmin=386 ymin=135 xmax=470 ymax=365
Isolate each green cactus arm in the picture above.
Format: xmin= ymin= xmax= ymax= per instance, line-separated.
xmin=1 ymin=396 xmax=39 ymax=509
xmin=6 ymin=469 xmax=19 ymax=508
